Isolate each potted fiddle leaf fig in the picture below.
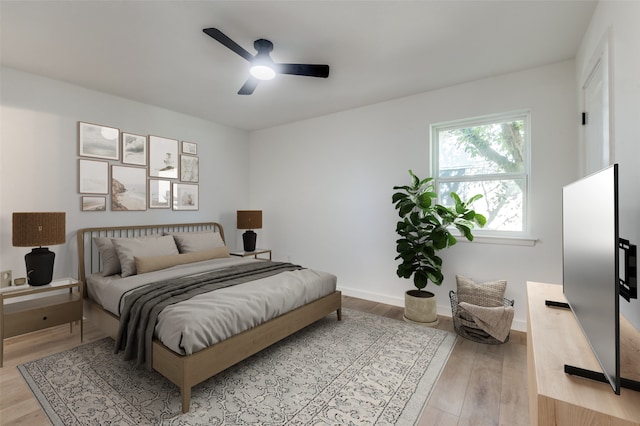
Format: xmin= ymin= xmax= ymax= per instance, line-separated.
xmin=392 ymin=170 xmax=486 ymax=326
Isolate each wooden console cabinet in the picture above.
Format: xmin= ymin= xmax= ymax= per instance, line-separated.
xmin=527 ymin=282 xmax=640 ymax=426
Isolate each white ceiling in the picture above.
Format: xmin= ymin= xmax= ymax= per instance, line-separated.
xmin=1 ymin=1 xmax=596 ymax=131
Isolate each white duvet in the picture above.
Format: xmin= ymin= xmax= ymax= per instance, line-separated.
xmin=87 ymin=257 xmax=337 ymax=355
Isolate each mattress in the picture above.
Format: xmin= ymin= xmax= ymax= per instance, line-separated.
xmin=86 ymin=257 xmax=337 ymax=355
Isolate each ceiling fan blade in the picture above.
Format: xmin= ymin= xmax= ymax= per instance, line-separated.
xmin=203 ymin=28 xmax=254 ymax=62
xmin=277 ymin=64 xmax=330 ymax=78
xmin=238 ymin=77 xmax=259 ymax=95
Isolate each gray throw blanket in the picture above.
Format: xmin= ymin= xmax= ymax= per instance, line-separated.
xmin=115 ymin=261 xmax=303 ymax=368
xmin=458 ymin=302 xmax=514 ymax=342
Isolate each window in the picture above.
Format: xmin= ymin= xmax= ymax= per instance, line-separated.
xmin=431 ymin=111 xmax=530 ymax=235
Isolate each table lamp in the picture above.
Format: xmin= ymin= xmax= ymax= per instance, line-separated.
xmin=237 ymin=210 xmax=262 ymax=252
xmin=12 ymin=212 xmax=66 ymax=286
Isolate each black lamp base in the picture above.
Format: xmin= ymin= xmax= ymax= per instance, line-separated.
xmin=25 ymin=247 xmax=55 ymax=286
xmin=242 ymin=230 xmax=257 ymax=252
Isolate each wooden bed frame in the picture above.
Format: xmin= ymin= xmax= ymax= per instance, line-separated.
xmin=77 ymin=221 xmax=342 ymax=413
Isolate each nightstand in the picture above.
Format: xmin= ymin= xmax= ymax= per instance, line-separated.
xmin=230 ymin=248 xmax=272 ymax=261
xmin=0 ymin=277 xmax=83 ymax=367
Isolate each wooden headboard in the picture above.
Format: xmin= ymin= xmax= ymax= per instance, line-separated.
xmin=76 ymin=221 xmax=224 ymax=286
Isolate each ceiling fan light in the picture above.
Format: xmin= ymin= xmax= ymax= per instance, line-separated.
xmin=250 ymin=65 xmax=276 ymax=81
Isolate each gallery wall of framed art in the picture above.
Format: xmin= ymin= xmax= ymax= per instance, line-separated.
xmin=77 ymin=121 xmax=200 ymax=211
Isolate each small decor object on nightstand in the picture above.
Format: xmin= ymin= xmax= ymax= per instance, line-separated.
xmin=237 ymin=210 xmax=262 ymax=252
xmin=12 ymin=212 xmax=66 ymax=286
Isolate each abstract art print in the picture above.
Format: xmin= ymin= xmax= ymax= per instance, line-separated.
xmin=180 ymin=155 xmax=199 ymax=183
xmin=111 ymin=165 xmax=147 ymax=211
xmin=122 ymin=133 xmax=147 ymax=166
xmin=78 ymin=159 xmax=109 ymax=194
xmin=149 ymin=135 xmax=178 ymax=179
xmin=182 ymin=141 xmax=197 ymax=155
xmin=79 ymin=122 xmax=120 ymax=160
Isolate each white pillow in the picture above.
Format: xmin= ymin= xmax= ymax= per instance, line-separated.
xmin=111 ymin=235 xmax=179 ymax=277
xmin=168 ymin=231 xmax=226 ymax=253
xmin=456 ymin=275 xmax=507 ymax=307
xmin=93 ymin=237 xmax=121 ymax=276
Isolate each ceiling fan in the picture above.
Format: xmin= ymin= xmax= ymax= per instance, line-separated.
xmin=203 ymin=28 xmax=330 ymax=95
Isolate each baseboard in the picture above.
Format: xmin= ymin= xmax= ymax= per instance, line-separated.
xmin=337 ymin=285 xmax=527 ymax=332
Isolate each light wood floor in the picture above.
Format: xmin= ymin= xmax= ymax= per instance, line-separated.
xmin=342 ymin=296 xmax=529 ymax=426
xmin=0 ymin=296 xmax=528 ymax=425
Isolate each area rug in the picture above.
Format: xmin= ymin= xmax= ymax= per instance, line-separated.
xmin=18 ymin=309 xmax=456 ymax=425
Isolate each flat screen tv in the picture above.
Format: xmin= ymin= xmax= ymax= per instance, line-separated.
xmin=562 ymin=163 xmax=639 ymax=394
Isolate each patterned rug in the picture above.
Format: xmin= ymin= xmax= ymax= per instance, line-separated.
xmin=18 ymin=309 xmax=456 ymax=425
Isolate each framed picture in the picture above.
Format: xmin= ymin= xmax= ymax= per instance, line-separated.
xmin=79 ymin=159 xmax=109 ymax=194
xmin=172 ymin=183 xmax=198 ymax=210
xmin=149 ymin=179 xmax=171 ymax=209
xmin=182 ymin=141 xmax=197 ymax=155
xmin=122 ymin=132 xmax=147 ymax=166
xmin=149 ymin=135 xmax=178 ymax=179
xmin=180 ymin=155 xmax=199 ymax=183
xmin=78 ymin=121 xmax=120 ymax=160
xmin=111 ymin=165 xmax=147 ymax=211
xmin=81 ymin=196 xmax=106 ymax=211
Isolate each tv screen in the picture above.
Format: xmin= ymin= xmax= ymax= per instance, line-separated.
xmin=562 ymin=164 xmax=619 ymax=393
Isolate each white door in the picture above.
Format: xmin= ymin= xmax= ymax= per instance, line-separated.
xmin=582 ymin=54 xmax=611 ymax=175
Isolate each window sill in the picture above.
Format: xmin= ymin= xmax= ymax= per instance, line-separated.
xmin=457 ymin=234 xmax=538 ymax=247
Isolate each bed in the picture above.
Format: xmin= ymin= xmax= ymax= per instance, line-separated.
xmin=76 ymin=221 xmax=342 ymax=413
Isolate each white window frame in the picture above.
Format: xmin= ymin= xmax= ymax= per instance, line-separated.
xmin=430 ymin=110 xmax=532 ymax=240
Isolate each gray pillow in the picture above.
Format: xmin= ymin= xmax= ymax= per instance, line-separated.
xmin=456 ymin=275 xmax=507 ymax=307
xmin=93 ymin=237 xmax=121 ymax=276
xmin=111 ymin=235 xmax=179 ymax=277
xmin=167 ymin=231 xmax=226 ymax=253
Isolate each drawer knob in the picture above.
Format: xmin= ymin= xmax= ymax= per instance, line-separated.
xmin=43 ymin=316 xmax=47 ymax=320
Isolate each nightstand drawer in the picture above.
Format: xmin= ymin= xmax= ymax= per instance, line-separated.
xmin=1 ymin=278 xmax=83 ymax=367
xmin=3 ymin=294 xmax=82 ymax=338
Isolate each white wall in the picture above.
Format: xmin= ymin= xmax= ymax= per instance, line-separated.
xmin=249 ymin=61 xmax=579 ymax=331
xmin=576 ymin=1 xmax=640 ymax=330
xmin=0 ymin=67 xmax=250 ymax=281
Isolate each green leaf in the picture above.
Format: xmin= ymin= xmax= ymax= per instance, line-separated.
xmin=410 ymin=211 xmax=420 ymax=226
xmin=467 ymin=194 xmax=483 ymax=205
xmin=427 ymin=269 xmax=444 ymax=286
xmin=462 ymin=210 xmax=476 ymax=220
xmin=398 ymin=202 xmax=414 ymax=217
xmin=474 ymin=214 xmax=487 ymax=227
xmin=409 ymin=170 xmax=419 ymax=187
xmin=418 ymin=177 xmax=434 ymax=187
xmin=396 ymin=240 xmax=411 ymax=252
xmin=454 ymin=218 xmax=475 ymax=229
xmin=392 ymin=192 xmax=408 ymax=204
xmin=456 ymin=224 xmax=473 ymax=240
xmin=434 ymin=205 xmax=452 ymax=218
xmin=416 ymin=193 xmax=433 ymax=210
xmin=414 ymin=271 xmax=428 ymax=289
xmin=432 ymin=233 xmax=449 ymax=250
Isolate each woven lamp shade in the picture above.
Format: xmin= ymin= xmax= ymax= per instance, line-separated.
xmin=13 ymin=212 xmax=66 ymax=247
xmin=237 ymin=210 xmax=262 ymax=230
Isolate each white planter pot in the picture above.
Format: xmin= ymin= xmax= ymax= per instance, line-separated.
xmin=404 ymin=290 xmax=439 ymax=327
